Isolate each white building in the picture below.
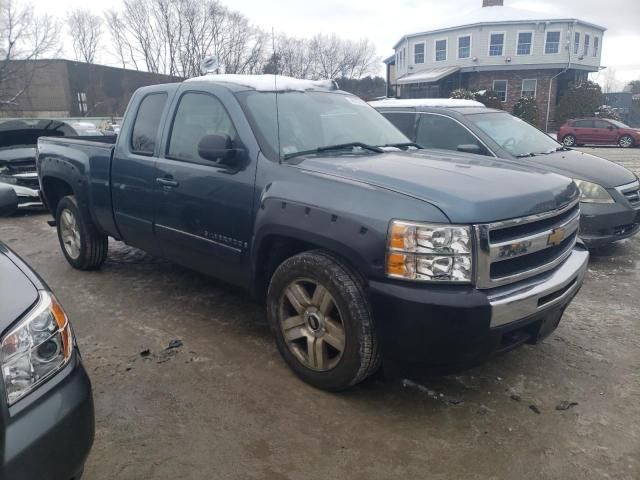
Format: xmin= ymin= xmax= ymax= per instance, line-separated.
xmin=385 ymin=0 xmax=606 ymax=127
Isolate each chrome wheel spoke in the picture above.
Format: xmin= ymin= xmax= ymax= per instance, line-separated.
xmin=312 ymin=285 xmax=332 ymax=315
xmin=281 ymin=315 xmax=305 ymax=332
xmin=307 ymin=337 xmax=327 ymax=370
xmin=323 ymin=317 xmax=345 ymax=352
xmin=285 ymin=284 xmax=311 ymax=314
xmin=284 ymin=325 xmax=308 ymax=342
xmin=60 ymin=209 xmax=81 ymax=259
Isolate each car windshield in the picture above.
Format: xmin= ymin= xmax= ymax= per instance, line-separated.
xmin=607 ymin=119 xmax=632 ymax=129
xmin=466 ymin=112 xmax=561 ymax=157
xmin=238 ymin=90 xmax=408 ymax=160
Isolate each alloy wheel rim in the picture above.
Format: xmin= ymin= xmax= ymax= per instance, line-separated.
xmin=278 ymin=279 xmax=346 ymax=371
xmin=563 ymin=136 xmax=575 ymax=146
xmin=60 ymin=209 xmax=81 ymax=259
xmin=620 ymin=137 xmax=632 ymax=147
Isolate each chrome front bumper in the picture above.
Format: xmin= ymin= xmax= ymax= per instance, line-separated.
xmin=5 ymin=184 xmax=42 ymax=208
xmin=488 ymin=246 xmax=589 ymax=328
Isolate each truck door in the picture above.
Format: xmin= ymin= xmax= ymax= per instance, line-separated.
xmin=111 ymin=90 xmax=172 ymax=254
xmin=154 ymin=89 xmax=257 ymax=286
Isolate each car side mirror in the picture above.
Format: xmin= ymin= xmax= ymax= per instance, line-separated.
xmin=0 ymin=184 xmax=18 ymax=216
xmin=457 ymin=144 xmax=482 ymax=155
xmin=607 ymin=125 xmax=614 ymax=130
xmin=198 ymin=134 xmax=239 ymax=166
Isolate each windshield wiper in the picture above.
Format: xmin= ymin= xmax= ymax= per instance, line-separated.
xmin=516 ymin=152 xmax=537 ymax=158
xmin=377 ymin=142 xmax=424 ymax=150
xmin=283 ymin=142 xmax=384 ymax=160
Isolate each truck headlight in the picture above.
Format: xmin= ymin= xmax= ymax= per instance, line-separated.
xmin=573 ymin=179 xmax=614 ymax=204
xmin=386 ymin=221 xmax=473 ymax=282
xmin=1 ymin=292 xmax=73 ymax=405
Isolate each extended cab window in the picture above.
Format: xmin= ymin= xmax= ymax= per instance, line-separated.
xmin=168 ymin=92 xmax=237 ymax=162
xmin=131 ymin=93 xmax=168 ymax=155
xmin=416 ymin=114 xmax=488 ymax=155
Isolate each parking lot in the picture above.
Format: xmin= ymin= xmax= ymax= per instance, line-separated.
xmin=1 ymin=147 xmax=639 ymax=480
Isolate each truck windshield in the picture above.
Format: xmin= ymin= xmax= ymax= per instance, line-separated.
xmin=466 ymin=112 xmax=561 ymax=157
xmin=238 ymin=90 xmax=408 ymax=160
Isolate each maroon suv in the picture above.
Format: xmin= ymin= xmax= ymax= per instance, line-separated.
xmin=559 ymin=118 xmax=640 ymax=148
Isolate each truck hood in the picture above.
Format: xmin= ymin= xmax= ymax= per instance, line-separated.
xmin=0 ymin=146 xmax=37 ymax=166
xmin=521 ymin=149 xmax=637 ymax=188
xmin=0 ymin=244 xmax=39 ymax=334
xmin=293 ymin=150 xmax=578 ymax=224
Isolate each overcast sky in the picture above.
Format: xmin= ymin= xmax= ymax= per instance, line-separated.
xmin=40 ymin=0 xmax=640 ymax=89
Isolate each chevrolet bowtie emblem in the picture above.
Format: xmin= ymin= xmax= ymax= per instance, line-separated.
xmin=547 ymin=227 xmax=566 ymax=247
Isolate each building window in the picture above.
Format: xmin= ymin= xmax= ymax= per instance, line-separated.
xmin=414 ymin=43 xmax=425 ymax=64
xmin=521 ymin=79 xmax=537 ymax=98
xmin=516 ymin=32 xmax=533 ymax=55
xmin=458 ymin=35 xmax=471 ymax=59
xmin=545 ymin=31 xmax=561 ymax=54
xmin=489 ymin=33 xmax=505 ymax=56
xmin=593 ymin=36 xmax=599 ymax=57
xmin=573 ymin=32 xmax=580 ymax=55
xmin=493 ymin=80 xmax=508 ymax=102
xmin=77 ymin=92 xmax=87 ymax=114
xmin=435 ymin=39 xmax=447 ymax=61
xmin=583 ymin=34 xmax=590 ymax=57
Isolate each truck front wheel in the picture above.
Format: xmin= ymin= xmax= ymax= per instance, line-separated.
xmin=56 ymin=196 xmax=108 ymax=270
xmin=267 ymin=250 xmax=380 ymax=391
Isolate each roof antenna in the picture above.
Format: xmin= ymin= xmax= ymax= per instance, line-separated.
xmin=272 ymin=27 xmax=282 ymax=164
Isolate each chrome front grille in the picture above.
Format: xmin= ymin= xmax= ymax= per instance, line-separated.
xmin=474 ymin=199 xmax=580 ymax=289
xmin=617 ymin=180 xmax=640 ymax=207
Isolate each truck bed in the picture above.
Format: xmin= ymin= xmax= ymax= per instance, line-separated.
xmin=37 ymin=135 xmax=118 ymax=238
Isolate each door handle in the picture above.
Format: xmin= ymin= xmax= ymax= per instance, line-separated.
xmin=156 ymin=177 xmax=179 ymax=187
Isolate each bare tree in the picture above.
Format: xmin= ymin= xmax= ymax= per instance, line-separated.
xmin=0 ymin=0 xmax=59 ymax=108
xmin=600 ymin=67 xmax=621 ymax=94
xmin=67 ymin=8 xmax=102 ymax=63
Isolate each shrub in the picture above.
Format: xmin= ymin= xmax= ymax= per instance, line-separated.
xmin=474 ymin=89 xmax=503 ymax=109
xmin=450 ymin=88 xmax=476 ymax=100
xmin=555 ymin=81 xmax=603 ymax=127
xmin=595 ymin=104 xmax=622 ymax=121
xmin=513 ymin=96 xmax=539 ymax=126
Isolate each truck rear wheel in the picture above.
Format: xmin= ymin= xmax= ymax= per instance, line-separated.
xmin=267 ymin=250 xmax=380 ymax=391
xmin=56 ymin=196 xmax=108 ymax=270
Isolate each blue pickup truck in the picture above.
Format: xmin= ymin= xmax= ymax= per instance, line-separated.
xmin=37 ymin=74 xmax=588 ymax=390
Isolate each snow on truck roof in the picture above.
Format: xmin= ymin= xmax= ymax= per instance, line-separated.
xmin=368 ymin=98 xmax=484 ymax=109
xmin=185 ymin=74 xmax=338 ymax=92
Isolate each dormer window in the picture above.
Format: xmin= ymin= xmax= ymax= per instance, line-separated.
xmin=583 ymin=34 xmax=590 ymax=57
xmin=489 ymin=33 xmax=505 ymax=56
xmin=414 ymin=43 xmax=425 ymax=64
xmin=516 ymin=32 xmax=533 ymax=55
xmin=458 ymin=35 xmax=471 ymax=59
xmin=435 ymin=39 xmax=448 ymax=61
xmin=544 ymin=31 xmax=561 ymax=54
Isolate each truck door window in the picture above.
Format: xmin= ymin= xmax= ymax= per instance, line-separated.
xmin=130 ymin=93 xmax=168 ymax=156
xmin=416 ymin=114 xmax=488 ymax=155
xmin=167 ymin=92 xmax=237 ymax=162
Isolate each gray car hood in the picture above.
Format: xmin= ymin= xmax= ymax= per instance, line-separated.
xmin=522 ymin=149 xmax=637 ymax=188
xmin=0 ymin=146 xmax=37 ymax=165
xmin=294 ymin=150 xmax=578 ymax=224
xmin=0 ymin=247 xmax=39 ymax=333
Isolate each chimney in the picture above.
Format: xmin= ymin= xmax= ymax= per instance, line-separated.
xmin=482 ymin=0 xmax=504 ymax=6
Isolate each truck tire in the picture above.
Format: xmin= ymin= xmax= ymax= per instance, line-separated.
xmin=267 ymin=250 xmax=380 ymax=391
xmin=56 ymin=196 xmax=108 ymax=270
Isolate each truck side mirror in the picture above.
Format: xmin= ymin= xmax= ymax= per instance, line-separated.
xmin=198 ymin=134 xmax=238 ymax=166
xmin=457 ymin=144 xmax=482 ymax=155
xmin=0 ymin=184 xmax=18 ymax=216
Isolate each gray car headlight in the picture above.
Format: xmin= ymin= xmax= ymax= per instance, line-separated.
xmin=386 ymin=221 xmax=473 ymax=282
xmin=1 ymin=292 xmax=74 ymax=405
xmin=573 ymin=179 xmax=614 ymax=204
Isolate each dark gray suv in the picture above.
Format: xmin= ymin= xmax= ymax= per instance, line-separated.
xmin=371 ymin=99 xmax=640 ymax=248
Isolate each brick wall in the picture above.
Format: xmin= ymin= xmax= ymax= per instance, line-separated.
xmin=468 ymin=69 xmax=562 ymax=129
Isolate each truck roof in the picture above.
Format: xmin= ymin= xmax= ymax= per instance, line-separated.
xmin=369 ymin=98 xmax=484 ymax=109
xmin=184 ymin=74 xmax=339 ymax=93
